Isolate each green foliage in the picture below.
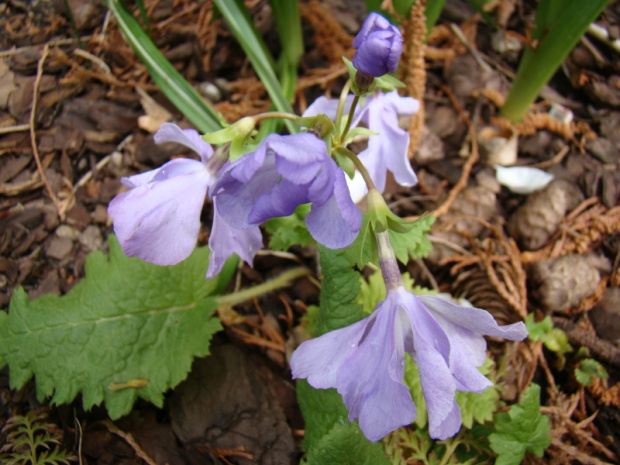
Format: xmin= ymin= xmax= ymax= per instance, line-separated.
xmin=0 ymin=236 xmax=235 ymax=419
xmin=107 ymin=0 xmax=222 ymax=133
xmin=314 ymin=245 xmax=366 ymax=336
xmin=575 ymin=358 xmax=608 ymax=386
xmin=0 ymin=411 xmax=75 ymax=465
xmin=525 ymin=314 xmax=572 ymax=365
xmin=489 ymin=383 xmax=551 ymax=465
xmin=500 ymin=0 xmax=612 ymax=122
xmin=264 ymin=205 xmax=313 ymax=251
xmin=305 ymin=422 xmax=390 ymax=465
xmin=345 ymin=214 xmax=435 ymax=269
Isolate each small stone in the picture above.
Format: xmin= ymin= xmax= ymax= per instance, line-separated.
xmin=529 ymin=255 xmax=600 ymax=312
xmin=56 ymin=225 xmax=81 ymax=241
xmin=79 ymin=225 xmax=103 ymax=252
xmin=589 ymin=288 xmax=620 ymax=343
xmin=46 ymin=236 xmax=74 ymax=260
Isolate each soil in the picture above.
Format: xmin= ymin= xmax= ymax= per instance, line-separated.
xmin=1 ymin=0 xmax=620 ymax=464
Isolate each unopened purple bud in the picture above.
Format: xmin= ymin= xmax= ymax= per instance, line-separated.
xmin=352 ymin=13 xmax=403 ymax=77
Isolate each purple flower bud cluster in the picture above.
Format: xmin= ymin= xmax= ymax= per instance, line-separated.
xmin=353 ymin=12 xmax=403 ymax=77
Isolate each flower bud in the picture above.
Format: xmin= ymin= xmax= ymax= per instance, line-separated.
xmin=352 ymin=13 xmax=403 ymax=77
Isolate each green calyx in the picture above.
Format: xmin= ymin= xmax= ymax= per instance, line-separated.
xmin=343 ymin=57 xmax=405 ymax=96
xmin=297 ymin=114 xmax=335 ymax=140
xmin=367 ymin=189 xmax=416 ymax=234
xmin=202 ymin=116 xmax=257 ymax=161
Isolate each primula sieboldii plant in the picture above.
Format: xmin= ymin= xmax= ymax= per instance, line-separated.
xmin=108 ymin=12 xmax=527 ymax=444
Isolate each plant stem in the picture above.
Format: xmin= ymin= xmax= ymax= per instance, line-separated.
xmin=216 ymin=267 xmax=311 ymax=307
xmin=335 ymin=79 xmax=352 ymax=132
xmin=340 ymin=94 xmax=360 ymax=142
xmin=341 ymin=148 xmax=376 ymax=191
xmin=375 ymin=230 xmax=403 ymax=290
xmin=254 ymin=111 xmax=300 ymax=123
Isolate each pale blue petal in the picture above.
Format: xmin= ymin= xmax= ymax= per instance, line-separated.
xmin=206 ymin=203 xmax=262 ymax=278
xmin=154 ymin=122 xmax=214 ymax=163
xmin=108 ymin=163 xmax=211 ymax=266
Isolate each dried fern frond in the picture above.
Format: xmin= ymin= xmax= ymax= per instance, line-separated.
xmin=0 ymin=411 xmax=75 ymax=465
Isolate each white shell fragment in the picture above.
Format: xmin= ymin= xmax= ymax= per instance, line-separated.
xmin=494 ymin=165 xmax=555 ymax=194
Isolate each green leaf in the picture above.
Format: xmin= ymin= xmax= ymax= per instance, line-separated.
xmin=345 ymin=214 xmax=435 ymax=269
xmin=264 ymin=205 xmax=313 ymax=251
xmin=315 ymin=246 xmax=366 ymax=336
xmin=525 ymin=314 xmax=572 ymax=355
xmin=107 ymin=0 xmax=222 ymax=133
xmin=389 ymin=214 xmax=435 ymax=265
xmin=297 ymin=380 xmax=351 ymax=451
xmin=574 ymin=358 xmax=608 ymax=386
xmin=489 ymin=383 xmax=551 ymax=465
xmin=0 ymin=236 xmax=235 ymax=419
xmin=500 ymin=0 xmax=611 ymax=122
xmin=306 ymin=422 xmax=390 ymax=465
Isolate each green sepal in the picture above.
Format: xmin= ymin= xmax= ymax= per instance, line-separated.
xmin=202 ymin=116 xmax=257 ymax=160
xmin=333 ymin=146 xmax=356 ymax=179
xmin=342 ymin=126 xmax=375 ymax=146
xmin=367 ymin=189 xmax=416 ymax=234
xmin=371 ymin=72 xmax=406 ymax=92
xmin=297 ymin=114 xmax=335 ymax=140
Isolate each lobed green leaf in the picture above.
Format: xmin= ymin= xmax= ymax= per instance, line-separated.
xmin=0 ymin=236 xmax=235 ymax=419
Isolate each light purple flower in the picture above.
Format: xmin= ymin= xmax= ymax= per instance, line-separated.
xmin=303 ymin=91 xmax=419 ymax=193
xmin=353 ymin=12 xmax=403 ymax=77
xmin=108 ymin=122 xmax=261 ymax=278
xmin=290 ymin=287 xmax=528 ymax=442
xmin=213 ymin=133 xmax=361 ymax=249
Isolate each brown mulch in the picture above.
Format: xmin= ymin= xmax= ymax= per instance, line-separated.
xmin=1 ymin=0 xmax=619 ymax=464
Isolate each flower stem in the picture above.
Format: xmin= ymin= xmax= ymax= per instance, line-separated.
xmin=215 ymin=267 xmax=311 ymax=307
xmin=334 ymin=79 xmax=352 ymax=132
xmin=340 ymin=94 xmax=360 ymax=142
xmin=375 ymin=230 xmax=403 ymax=290
xmin=254 ymin=111 xmax=300 ymax=123
xmin=340 ymin=148 xmax=376 ymax=191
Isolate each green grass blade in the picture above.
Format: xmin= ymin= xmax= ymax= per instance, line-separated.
xmin=501 ymin=0 xmax=611 ymax=123
xmin=107 ymin=0 xmax=222 ymax=133
xmin=213 ymin=0 xmax=297 ymax=134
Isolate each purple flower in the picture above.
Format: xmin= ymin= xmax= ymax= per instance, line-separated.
xmin=303 ymin=91 xmax=418 ymax=193
xmin=353 ymin=12 xmax=403 ymax=77
xmin=213 ymin=133 xmax=362 ymax=249
xmin=108 ymin=122 xmax=261 ymax=278
xmin=290 ymin=287 xmax=528 ymax=441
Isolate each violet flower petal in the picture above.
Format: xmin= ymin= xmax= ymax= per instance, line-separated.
xmin=306 ymin=166 xmax=362 ymax=249
xmin=352 ymin=13 xmax=403 ymax=77
xmin=290 ymin=317 xmax=370 ymax=389
xmin=108 ymin=158 xmax=212 ymax=266
xmin=336 ymin=300 xmax=416 ymax=441
xmin=154 ymin=122 xmax=213 ymax=163
xmin=206 ymin=200 xmax=262 ymax=278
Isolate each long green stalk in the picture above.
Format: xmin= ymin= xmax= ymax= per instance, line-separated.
xmin=501 ymin=0 xmax=611 ymax=122
xmin=107 ymin=0 xmax=222 ymax=132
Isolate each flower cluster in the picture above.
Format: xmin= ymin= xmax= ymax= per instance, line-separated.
xmin=108 ymin=11 xmax=528 ymax=446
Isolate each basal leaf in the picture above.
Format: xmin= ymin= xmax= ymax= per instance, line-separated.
xmin=489 ymin=383 xmax=551 ymax=465
xmin=0 ymin=236 xmax=235 ymax=419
